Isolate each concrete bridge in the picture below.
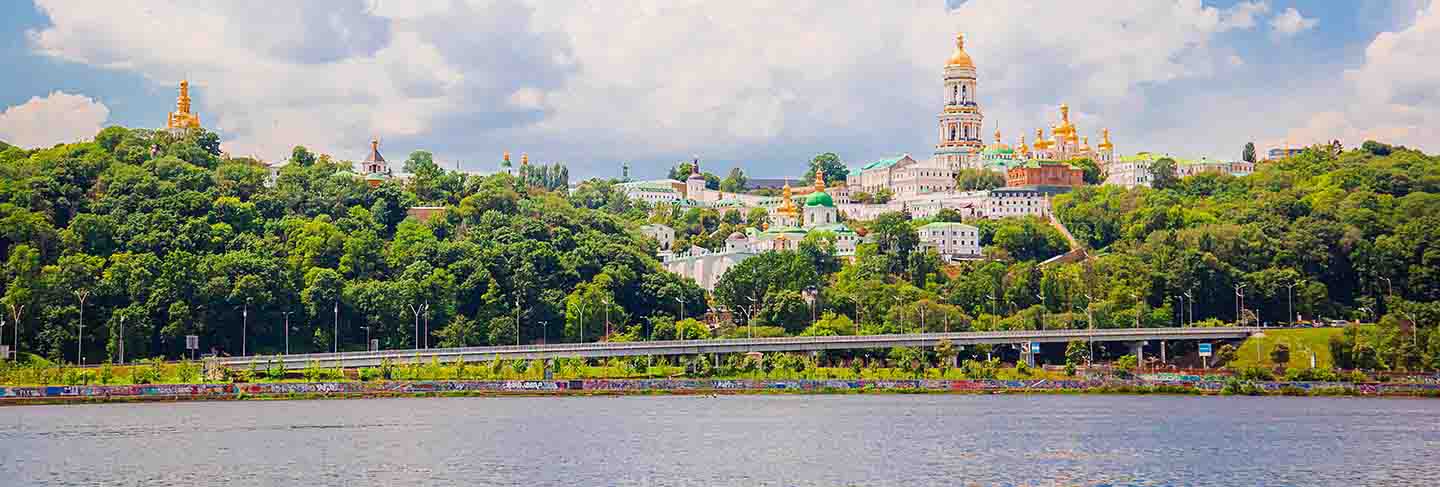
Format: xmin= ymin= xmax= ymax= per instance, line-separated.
xmin=216 ymin=327 xmax=1263 ymax=370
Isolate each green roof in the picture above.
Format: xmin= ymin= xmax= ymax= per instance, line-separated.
xmin=861 ymin=156 xmax=905 ymax=171
xmin=804 ymin=191 xmax=835 ymax=207
xmin=918 ymin=222 xmax=976 ymax=230
xmin=810 ymin=223 xmax=856 ymax=234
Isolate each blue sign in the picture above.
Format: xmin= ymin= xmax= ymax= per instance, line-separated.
xmin=1030 ymin=342 xmax=1041 ymax=353
xmin=1199 ymin=343 xmax=1213 ymax=357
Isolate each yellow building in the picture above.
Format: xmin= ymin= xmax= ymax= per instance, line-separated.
xmin=166 ymin=80 xmax=202 ymax=130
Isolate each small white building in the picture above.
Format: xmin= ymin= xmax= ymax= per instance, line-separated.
xmin=617 ymin=180 xmax=684 ymax=204
xmin=917 ymin=222 xmax=981 ymax=260
xmin=985 ymin=186 xmax=1067 ymax=218
xmin=902 ymin=191 xmax=989 ymax=219
xmin=662 ymin=245 xmax=756 ymax=291
xmin=1104 ymin=159 xmax=1152 ymax=188
xmin=640 ymin=223 xmax=676 ymax=250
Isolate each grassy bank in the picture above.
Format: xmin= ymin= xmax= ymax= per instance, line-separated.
xmin=1227 ymin=327 xmax=1351 ymax=369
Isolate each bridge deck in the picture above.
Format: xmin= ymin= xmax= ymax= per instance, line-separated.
xmin=216 ymin=327 xmax=1262 ymax=370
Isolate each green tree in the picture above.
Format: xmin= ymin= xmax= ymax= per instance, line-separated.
xmin=1149 ymin=157 xmax=1179 ymax=189
xmin=803 ymin=152 xmax=848 ymax=186
xmin=720 ymin=167 xmax=748 ymax=193
xmin=1242 ymin=142 xmax=1257 ymax=163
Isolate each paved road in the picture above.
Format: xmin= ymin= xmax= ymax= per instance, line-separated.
xmin=216 ymin=327 xmax=1263 ymax=370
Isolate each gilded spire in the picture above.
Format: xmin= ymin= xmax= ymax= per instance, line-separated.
xmin=994 ymin=127 xmax=1002 ymax=145
xmin=504 ymin=151 xmax=511 ymax=163
xmin=946 ymin=33 xmax=975 ymax=68
xmin=814 ymin=169 xmax=826 ymax=192
xmin=1099 ymin=128 xmax=1114 ymax=151
xmin=521 ymin=153 xmax=529 ymax=165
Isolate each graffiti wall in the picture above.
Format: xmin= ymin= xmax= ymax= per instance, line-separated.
xmin=3 ymin=378 xmax=1438 ymax=402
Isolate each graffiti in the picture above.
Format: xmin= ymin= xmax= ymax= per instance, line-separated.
xmin=5 ymin=376 xmax=1440 ymax=402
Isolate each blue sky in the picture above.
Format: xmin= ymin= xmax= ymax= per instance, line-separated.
xmin=1 ymin=0 xmax=1435 ymax=179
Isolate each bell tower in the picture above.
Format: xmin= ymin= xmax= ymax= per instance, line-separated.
xmin=935 ymin=34 xmax=984 ymax=170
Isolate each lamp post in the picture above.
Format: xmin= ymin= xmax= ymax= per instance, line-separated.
xmin=423 ymin=300 xmax=430 ymax=349
xmin=745 ymin=295 xmax=758 ymax=338
xmin=282 ymin=311 xmax=292 ymax=355
xmin=1175 ymin=294 xmax=1184 ymax=327
xmin=9 ymin=303 xmax=24 ymax=359
xmin=1183 ymin=290 xmax=1194 ymax=326
xmin=1131 ymin=292 xmax=1140 ymax=329
xmin=1234 ymin=283 xmax=1247 ymax=326
xmin=1036 ymin=292 xmax=1045 ymax=331
xmin=239 ymin=297 xmax=251 ymax=357
xmin=408 ymin=302 xmax=427 ymax=350
xmin=1285 ymin=280 xmax=1303 ymax=324
xmin=602 ymin=297 xmax=611 ymax=340
xmin=73 ymin=289 xmax=89 ymax=364
xmin=118 ymin=315 xmax=125 ymax=365
xmin=332 ymin=301 xmax=339 ymax=353
xmin=1083 ymin=293 xmax=1095 ymax=364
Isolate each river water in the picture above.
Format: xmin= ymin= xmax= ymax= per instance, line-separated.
xmin=2 ymin=394 xmax=1438 ymax=486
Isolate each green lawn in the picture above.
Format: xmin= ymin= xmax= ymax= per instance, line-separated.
xmin=1227 ymin=327 xmax=1353 ymax=370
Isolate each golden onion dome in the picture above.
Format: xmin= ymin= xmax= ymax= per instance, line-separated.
xmin=1098 ymin=128 xmax=1115 ymax=151
xmin=1080 ymin=136 xmax=1092 ymax=152
xmin=947 ymin=34 xmax=974 ymax=68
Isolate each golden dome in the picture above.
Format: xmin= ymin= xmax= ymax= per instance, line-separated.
xmin=1052 ymin=103 xmax=1077 ymax=137
xmin=1079 ymin=136 xmax=1092 ymax=152
xmin=988 ymin=128 xmax=1011 ymax=151
xmin=1032 ymin=128 xmax=1052 ymax=150
xmin=1017 ymin=135 xmax=1030 ymax=155
xmin=1098 ymin=128 xmax=1115 ymax=151
xmin=776 ymin=181 xmax=799 ymax=216
xmin=946 ymin=34 xmax=974 ymax=68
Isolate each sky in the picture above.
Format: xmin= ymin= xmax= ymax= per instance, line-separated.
xmin=0 ymin=0 xmax=1436 ymax=180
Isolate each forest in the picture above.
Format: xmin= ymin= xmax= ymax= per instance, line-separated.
xmin=1 ymin=127 xmax=1438 ymax=370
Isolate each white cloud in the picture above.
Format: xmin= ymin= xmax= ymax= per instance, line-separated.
xmin=25 ymin=0 xmax=1298 ymax=174
xmin=0 ymin=91 xmax=109 ymax=148
xmin=1271 ymin=7 xmax=1318 ymax=36
xmin=1264 ymin=1 xmax=1438 ymax=152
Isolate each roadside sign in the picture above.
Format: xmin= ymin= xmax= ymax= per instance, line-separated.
xmin=185 ymin=335 xmax=199 ymax=350
xmin=1198 ymin=343 xmax=1212 ymax=357
xmin=1030 ymin=342 xmax=1041 ymax=354
xmin=370 ymin=339 xmax=380 ymax=351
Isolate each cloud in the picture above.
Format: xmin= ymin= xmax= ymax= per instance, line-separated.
xmin=1271 ymin=7 xmax=1318 ymax=36
xmin=1272 ymin=2 xmax=1438 ymax=150
xmin=25 ymin=0 xmax=1303 ymax=175
xmin=0 ymin=91 xmax=109 ymax=148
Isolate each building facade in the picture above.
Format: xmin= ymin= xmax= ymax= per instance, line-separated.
xmin=918 ymin=222 xmax=982 ymax=260
xmin=1007 ymin=161 xmax=1085 ymax=187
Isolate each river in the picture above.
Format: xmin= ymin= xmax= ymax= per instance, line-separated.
xmin=2 ymin=394 xmax=1438 ymax=486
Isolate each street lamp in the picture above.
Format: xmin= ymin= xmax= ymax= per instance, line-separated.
xmin=408 ymin=302 xmax=429 ymax=350
xmin=1036 ymin=292 xmax=1045 ymax=331
xmin=282 ymin=311 xmax=292 ymax=355
xmin=73 ymin=289 xmax=89 ymax=364
xmin=602 ymin=297 xmax=611 ymax=340
xmin=1175 ymin=294 xmax=1185 ymax=327
xmin=1183 ymin=289 xmax=1194 ymax=326
xmin=118 ymin=315 xmax=125 ymax=365
xmin=8 ymin=303 xmax=24 ymax=359
xmin=745 ymin=295 xmax=758 ymax=338
xmin=423 ymin=300 xmax=431 ymax=349
xmin=1234 ymin=283 xmax=1247 ymax=326
xmin=239 ymin=297 xmax=251 ymax=357
xmin=1285 ymin=280 xmax=1303 ymax=324
xmin=333 ymin=301 xmax=339 ymax=353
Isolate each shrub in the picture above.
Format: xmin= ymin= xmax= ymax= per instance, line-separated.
xmin=96 ymin=364 xmax=115 ymax=384
xmin=1235 ymin=366 xmax=1275 ymax=381
xmin=174 ymin=360 xmax=202 ymax=383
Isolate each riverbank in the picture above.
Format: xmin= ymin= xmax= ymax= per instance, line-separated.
xmin=4 ymin=377 xmax=1439 ymax=405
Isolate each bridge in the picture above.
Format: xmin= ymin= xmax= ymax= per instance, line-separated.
xmin=216 ymin=327 xmax=1263 ymax=370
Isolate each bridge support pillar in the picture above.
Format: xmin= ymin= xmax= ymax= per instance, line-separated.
xmin=1130 ymin=341 xmax=1146 ymax=368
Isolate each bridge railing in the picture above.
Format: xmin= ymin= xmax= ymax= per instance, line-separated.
xmin=215 ymin=327 xmax=1263 ymax=367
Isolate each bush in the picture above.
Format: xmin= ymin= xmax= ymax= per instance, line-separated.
xmin=174 ymin=360 xmax=202 ymax=383
xmin=302 ymin=361 xmax=342 ymax=382
xmin=130 ymin=359 xmax=165 ymax=384
xmin=1284 ymin=367 xmax=1338 ymax=382
xmin=97 ymin=364 xmax=115 ymax=384
xmin=1235 ymin=366 xmax=1275 ymax=381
